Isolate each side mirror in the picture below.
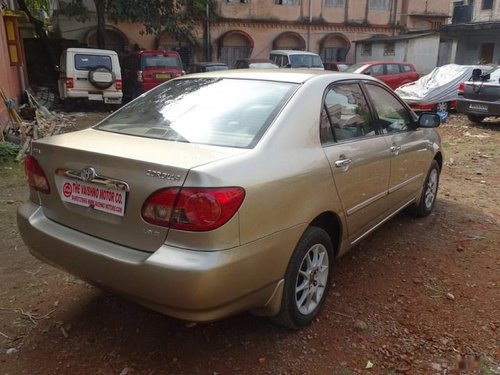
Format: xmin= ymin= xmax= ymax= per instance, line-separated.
xmin=417 ymin=112 xmax=440 ymax=128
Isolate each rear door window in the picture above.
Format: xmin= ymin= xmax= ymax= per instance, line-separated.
xmin=386 ymin=64 xmax=400 ymax=74
xmin=74 ymin=54 xmax=112 ymax=71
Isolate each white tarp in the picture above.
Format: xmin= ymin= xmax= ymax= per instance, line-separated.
xmin=395 ymin=64 xmax=493 ymax=104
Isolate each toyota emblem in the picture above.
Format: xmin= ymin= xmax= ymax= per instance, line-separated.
xmin=80 ymin=166 xmax=97 ymax=182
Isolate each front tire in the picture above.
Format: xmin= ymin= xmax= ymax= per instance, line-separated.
xmin=272 ymin=226 xmax=333 ymax=329
xmin=409 ymin=160 xmax=440 ymax=217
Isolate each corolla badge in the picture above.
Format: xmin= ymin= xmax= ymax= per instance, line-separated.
xmin=80 ymin=166 xmax=97 ymax=182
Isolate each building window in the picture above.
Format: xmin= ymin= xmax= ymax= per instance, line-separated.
xmin=324 ymin=0 xmax=345 ymax=7
xmin=275 ymin=0 xmax=299 ymax=5
xmin=227 ymin=0 xmax=248 ymax=3
xmin=369 ymin=0 xmax=390 ymax=10
xmin=482 ymin=0 xmax=493 ymax=9
xmin=361 ymin=43 xmax=372 ymax=56
xmin=383 ymin=42 xmax=395 ymax=56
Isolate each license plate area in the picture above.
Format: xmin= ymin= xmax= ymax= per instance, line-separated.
xmin=155 ymin=73 xmax=171 ymax=80
xmin=59 ymin=178 xmax=126 ymax=216
xmin=468 ymin=103 xmax=488 ymax=111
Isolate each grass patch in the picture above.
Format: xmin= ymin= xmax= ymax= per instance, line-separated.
xmin=0 ymin=161 xmax=26 ymax=189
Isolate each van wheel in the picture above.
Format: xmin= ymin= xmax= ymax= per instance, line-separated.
xmin=88 ymin=66 xmax=115 ymax=90
xmin=272 ymin=226 xmax=333 ymax=330
xmin=63 ymin=98 xmax=76 ymax=112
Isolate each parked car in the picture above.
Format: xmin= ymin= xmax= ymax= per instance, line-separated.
xmin=121 ymin=50 xmax=184 ymax=100
xmin=234 ymin=58 xmax=278 ymax=69
xmin=269 ymin=50 xmax=324 ymax=70
xmin=344 ymin=61 xmax=419 ymax=90
xmin=323 ymin=62 xmax=350 ymax=72
xmin=456 ymin=67 xmax=500 ymax=123
xmin=396 ymin=64 xmax=494 ymax=112
xmin=58 ymin=47 xmax=123 ymax=110
xmin=188 ymin=62 xmax=229 ymax=73
xmin=18 ymin=70 xmax=442 ymax=329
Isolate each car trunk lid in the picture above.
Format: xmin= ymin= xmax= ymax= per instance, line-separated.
xmin=31 ymin=128 xmax=244 ymax=252
xmin=464 ymin=81 xmax=500 ymax=102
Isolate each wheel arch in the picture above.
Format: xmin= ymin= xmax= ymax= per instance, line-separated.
xmin=309 ymin=211 xmax=342 ymax=259
xmin=434 ymin=151 xmax=443 ymax=172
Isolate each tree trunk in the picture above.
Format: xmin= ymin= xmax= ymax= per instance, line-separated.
xmin=94 ymin=0 xmax=106 ymax=49
xmin=16 ymin=0 xmax=58 ymax=76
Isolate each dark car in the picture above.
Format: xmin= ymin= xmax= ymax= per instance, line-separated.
xmin=345 ymin=61 xmax=419 ymax=90
xmin=121 ymin=50 xmax=184 ymax=100
xmin=234 ymin=58 xmax=278 ymax=69
xmin=323 ymin=62 xmax=350 ymax=72
xmin=188 ymin=62 xmax=229 ymax=73
xmin=457 ymin=67 xmax=500 ymax=123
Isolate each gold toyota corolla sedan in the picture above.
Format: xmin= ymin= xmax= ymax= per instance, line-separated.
xmin=18 ymin=70 xmax=442 ymax=329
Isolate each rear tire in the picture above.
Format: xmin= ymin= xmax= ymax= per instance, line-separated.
xmin=409 ymin=160 xmax=440 ymax=217
xmin=272 ymin=226 xmax=333 ymax=330
xmin=467 ymin=114 xmax=485 ymax=124
xmin=434 ymin=101 xmax=449 ymax=112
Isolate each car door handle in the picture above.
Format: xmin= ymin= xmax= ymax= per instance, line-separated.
xmin=335 ymin=158 xmax=352 ymax=168
xmin=390 ymin=145 xmax=401 ymax=152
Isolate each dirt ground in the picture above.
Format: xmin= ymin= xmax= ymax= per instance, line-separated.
xmin=0 ymin=112 xmax=499 ymax=375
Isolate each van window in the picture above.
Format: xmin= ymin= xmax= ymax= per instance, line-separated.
xmin=289 ymin=54 xmax=323 ymax=68
xmin=141 ymin=55 xmax=182 ymax=70
xmin=75 ymin=54 xmax=112 ymax=71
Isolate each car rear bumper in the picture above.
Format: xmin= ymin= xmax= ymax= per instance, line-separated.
xmin=457 ymin=98 xmax=500 ymax=116
xmin=66 ymin=89 xmax=122 ymax=104
xmin=17 ymin=201 xmax=302 ymax=322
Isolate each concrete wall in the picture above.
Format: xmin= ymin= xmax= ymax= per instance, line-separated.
xmin=406 ymin=34 xmax=440 ymax=73
xmin=453 ymin=32 xmax=500 ymax=64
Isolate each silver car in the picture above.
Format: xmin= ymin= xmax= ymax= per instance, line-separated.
xmin=18 ymin=70 xmax=442 ymax=329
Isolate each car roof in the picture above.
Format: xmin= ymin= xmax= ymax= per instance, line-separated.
xmin=66 ymin=47 xmax=117 ymax=55
xmin=192 ymin=62 xmax=228 ymax=66
xmin=176 ymin=69 xmax=380 ymax=84
xmin=359 ymin=61 xmax=413 ymax=65
xmin=270 ymin=50 xmax=321 ymax=56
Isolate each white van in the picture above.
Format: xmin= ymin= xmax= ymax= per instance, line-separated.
xmin=269 ymin=50 xmax=324 ymax=70
xmin=58 ymin=48 xmax=123 ymax=110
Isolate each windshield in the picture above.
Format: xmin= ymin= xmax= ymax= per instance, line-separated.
xmin=75 ymin=54 xmax=112 ymax=71
xmin=97 ymin=78 xmax=298 ymax=148
xmin=343 ymin=63 xmax=366 ymax=73
xmin=488 ymin=67 xmax=500 ymax=81
xmin=289 ymin=54 xmax=323 ymax=68
xmin=141 ymin=55 xmax=182 ymax=70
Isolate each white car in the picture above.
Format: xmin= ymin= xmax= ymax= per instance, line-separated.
xmin=58 ymin=48 xmax=123 ymax=110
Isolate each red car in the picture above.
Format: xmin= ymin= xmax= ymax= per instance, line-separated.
xmin=121 ymin=50 xmax=184 ymax=100
xmin=344 ymin=61 xmax=419 ymax=90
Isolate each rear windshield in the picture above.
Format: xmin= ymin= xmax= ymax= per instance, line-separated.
xmin=97 ymin=78 xmax=298 ymax=148
xmin=141 ymin=55 xmax=182 ymax=70
xmin=75 ymin=54 xmax=112 ymax=71
xmin=289 ymin=54 xmax=323 ymax=69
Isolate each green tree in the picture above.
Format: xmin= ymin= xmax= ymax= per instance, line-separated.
xmin=59 ymin=0 xmax=210 ymax=49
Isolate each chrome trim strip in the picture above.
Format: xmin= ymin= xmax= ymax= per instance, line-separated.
xmin=346 ymin=190 xmax=388 ymax=216
xmin=350 ymin=197 xmax=416 ymax=245
xmin=56 ymin=169 xmax=130 ymax=192
xmin=388 ymin=173 xmax=423 ymax=194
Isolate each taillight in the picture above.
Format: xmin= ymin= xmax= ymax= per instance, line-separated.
xmin=458 ymin=82 xmax=465 ymax=95
xmin=141 ymin=187 xmax=245 ymax=231
xmin=66 ymin=77 xmax=74 ymax=89
xmin=137 ymin=71 xmax=143 ymax=82
xmin=115 ymin=79 xmax=122 ymax=90
xmin=24 ymin=156 xmax=50 ymax=194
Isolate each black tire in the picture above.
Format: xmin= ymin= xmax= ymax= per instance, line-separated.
xmin=272 ymin=226 xmax=334 ymax=330
xmin=88 ymin=66 xmax=115 ymax=90
xmin=467 ymin=114 xmax=485 ymax=124
xmin=409 ymin=160 xmax=440 ymax=217
xmin=63 ymin=98 xmax=76 ymax=112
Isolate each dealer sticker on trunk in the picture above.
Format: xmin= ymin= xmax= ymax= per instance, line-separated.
xmin=60 ymin=178 xmax=126 ymax=216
